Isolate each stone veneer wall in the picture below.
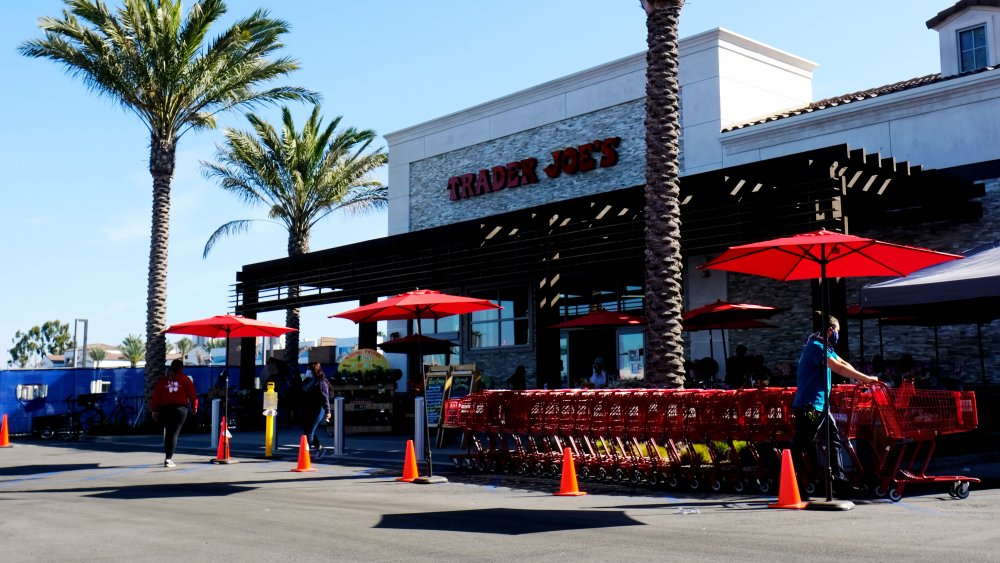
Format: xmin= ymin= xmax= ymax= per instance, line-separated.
xmin=723 ymin=181 xmax=999 ymax=386
xmin=408 ymin=99 xmax=646 ymax=231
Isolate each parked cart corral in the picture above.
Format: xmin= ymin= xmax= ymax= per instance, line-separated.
xmin=448 ymin=383 xmax=980 ymax=501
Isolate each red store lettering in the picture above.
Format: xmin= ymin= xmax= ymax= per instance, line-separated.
xmin=448 ymin=158 xmax=538 ymax=201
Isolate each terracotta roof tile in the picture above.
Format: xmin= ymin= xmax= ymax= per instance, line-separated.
xmin=723 ymin=66 xmax=999 ymax=132
xmin=926 ymin=0 xmax=1000 ymax=29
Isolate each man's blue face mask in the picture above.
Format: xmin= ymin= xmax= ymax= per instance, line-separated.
xmin=828 ymin=328 xmax=839 ymax=346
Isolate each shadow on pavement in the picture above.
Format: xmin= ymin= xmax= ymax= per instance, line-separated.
xmin=0 ymin=463 xmax=106 ymax=477
xmin=375 ymin=507 xmax=644 ymax=535
xmin=3 ymin=471 xmax=384 ymax=499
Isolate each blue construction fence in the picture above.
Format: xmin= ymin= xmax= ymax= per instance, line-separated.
xmin=0 ymin=366 xmax=235 ymax=436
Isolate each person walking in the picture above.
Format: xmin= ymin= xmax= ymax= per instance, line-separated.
xmin=791 ymin=315 xmax=877 ymax=497
xmin=150 ymin=359 xmax=199 ymax=468
xmin=507 ymin=365 xmax=527 ymax=390
xmin=301 ymin=361 xmax=331 ymax=458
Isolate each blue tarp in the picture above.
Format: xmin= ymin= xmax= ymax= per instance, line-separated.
xmin=861 ymin=241 xmax=1000 ymax=322
xmin=0 ymin=366 xmax=236 ymax=435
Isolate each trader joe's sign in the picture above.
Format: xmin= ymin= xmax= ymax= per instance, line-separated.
xmin=447 ymin=136 xmax=621 ymax=201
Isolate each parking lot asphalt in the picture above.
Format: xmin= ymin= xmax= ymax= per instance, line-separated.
xmin=4 ymin=434 xmax=1000 ymax=562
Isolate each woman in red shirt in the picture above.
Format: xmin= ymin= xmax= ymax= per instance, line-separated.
xmin=151 ymin=359 xmax=199 ymax=467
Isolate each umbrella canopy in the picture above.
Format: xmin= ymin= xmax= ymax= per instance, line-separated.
xmin=331 ymin=289 xmax=501 ymax=324
xmin=332 ymin=289 xmax=500 ymax=481
xmin=682 ymin=300 xmax=784 ymax=327
xmin=701 ymin=229 xmax=962 ymax=281
xmin=164 ymin=314 xmax=296 ymax=432
xmin=549 ymin=309 xmax=648 ymax=329
xmin=378 ymin=334 xmax=457 ymax=356
xmin=700 ymin=229 xmax=961 ymax=505
xmin=163 ymin=314 xmax=297 ymax=339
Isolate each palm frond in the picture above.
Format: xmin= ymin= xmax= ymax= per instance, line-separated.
xmin=202 ymin=219 xmax=257 ymax=258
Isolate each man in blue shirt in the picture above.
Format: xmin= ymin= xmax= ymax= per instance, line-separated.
xmin=791 ymin=315 xmax=877 ymax=497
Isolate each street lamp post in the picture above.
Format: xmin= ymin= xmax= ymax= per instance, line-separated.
xmin=73 ymin=319 xmax=88 ymax=368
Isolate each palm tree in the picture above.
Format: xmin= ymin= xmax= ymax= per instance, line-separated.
xmin=120 ymin=334 xmax=145 ymax=368
xmin=20 ymin=0 xmax=317 ymax=399
xmin=88 ymin=347 xmax=107 ymax=369
xmin=202 ymin=105 xmax=388 ymax=366
xmin=175 ymin=337 xmax=195 ymax=363
xmin=640 ymin=0 xmax=686 ymax=388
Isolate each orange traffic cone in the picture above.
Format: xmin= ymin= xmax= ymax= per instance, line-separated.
xmin=0 ymin=414 xmax=11 ymax=448
xmin=292 ymin=434 xmax=317 ymax=472
xmin=397 ymin=439 xmax=419 ymax=482
xmin=210 ymin=417 xmax=237 ymax=464
xmin=553 ymin=447 xmax=587 ymax=496
xmin=769 ymin=449 xmax=808 ymax=509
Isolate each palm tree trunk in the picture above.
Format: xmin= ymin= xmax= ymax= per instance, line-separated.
xmin=144 ymin=135 xmax=175 ymax=400
xmin=643 ymin=0 xmax=687 ymax=388
xmin=284 ymin=230 xmax=310 ymax=367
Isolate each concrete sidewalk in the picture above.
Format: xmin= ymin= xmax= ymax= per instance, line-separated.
xmin=84 ymin=426 xmax=1000 ymax=488
xmin=91 ymin=425 xmax=465 ymax=468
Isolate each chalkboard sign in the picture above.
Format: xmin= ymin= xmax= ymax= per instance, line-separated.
xmin=424 ymin=374 xmax=447 ymax=426
xmin=448 ymin=374 xmax=474 ymax=400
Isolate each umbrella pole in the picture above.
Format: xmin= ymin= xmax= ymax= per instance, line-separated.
xmin=859 ymin=312 xmax=865 ymax=368
xmin=934 ymin=326 xmax=940 ymax=365
xmin=414 ymin=314 xmax=446 ymax=484
xmin=978 ymin=323 xmax=987 ymax=385
xmin=224 ymin=329 xmax=230 ymax=434
xmin=809 ymin=251 xmax=853 ymax=511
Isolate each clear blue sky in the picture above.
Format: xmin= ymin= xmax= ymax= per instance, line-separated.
xmin=0 ymin=1 xmax=948 ymax=365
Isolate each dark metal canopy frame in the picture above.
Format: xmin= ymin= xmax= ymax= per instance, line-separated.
xmin=230 ymin=144 xmax=981 ymax=386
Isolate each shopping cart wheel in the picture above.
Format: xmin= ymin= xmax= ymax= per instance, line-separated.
xmin=666 ymin=476 xmax=679 ymax=489
xmin=518 ymin=462 xmax=530 ymax=475
xmin=614 ymin=468 xmax=626 ymax=482
xmin=888 ymin=487 xmax=903 ymax=502
xmin=631 ymin=469 xmax=644 ymax=485
xmin=550 ymin=463 xmax=562 ymax=478
xmin=874 ymin=485 xmax=888 ymax=498
xmin=647 ymin=471 xmax=660 ymax=486
xmin=804 ymin=481 xmax=816 ymax=495
xmin=756 ymin=479 xmax=771 ymax=494
xmin=950 ymin=481 xmax=970 ymax=500
xmin=710 ymin=480 xmax=722 ymax=492
xmin=452 ymin=457 xmax=462 ymax=468
xmin=732 ymin=480 xmax=745 ymax=493
xmin=597 ymin=467 xmax=609 ymax=481
xmin=688 ymin=478 xmax=700 ymax=490
xmin=579 ymin=465 xmax=591 ymax=481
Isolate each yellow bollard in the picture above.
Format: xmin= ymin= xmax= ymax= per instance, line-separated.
xmin=263 ymin=382 xmax=279 ymax=458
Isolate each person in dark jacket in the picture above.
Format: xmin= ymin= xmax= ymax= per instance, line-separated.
xmin=151 ymin=359 xmax=199 ymax=467
xmin=508 ymin=365 xmax=527 ymax=390
xmin=301 ymin=361 xmax=331 ymax=458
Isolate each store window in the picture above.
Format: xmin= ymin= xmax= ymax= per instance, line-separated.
xmin=418 ymin=315 xmax=460 ymax=336
xmin=958 ymin=25 xmax=988 ymax=73
xmin=469 ymin=287 xmax=529 ymax=348
xmin=16 ymin=384 xmax=48 ymax=400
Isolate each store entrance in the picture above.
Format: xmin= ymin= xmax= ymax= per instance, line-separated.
xmin=566 ymin=328 xmax=616 ymax=387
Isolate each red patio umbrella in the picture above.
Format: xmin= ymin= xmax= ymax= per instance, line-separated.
xmin=549 ymin=309 xmax=648 ymax=329
xmin=701 ymin=229 xmax=961 ymax=507
xmin=682 ymin=300 xmax=784 ymax=362
xmin=332 ymin=289 xmax=501 ymax=482
xmin=164 ymin=314 xmax=296 ymax=438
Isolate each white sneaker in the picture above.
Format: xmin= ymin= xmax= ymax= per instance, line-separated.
xmin=164 ymin=459 xmax=176 ymax=468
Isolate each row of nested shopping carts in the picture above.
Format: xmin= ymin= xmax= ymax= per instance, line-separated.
xmin=445 ymin=382 xmax=980 ymax=501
